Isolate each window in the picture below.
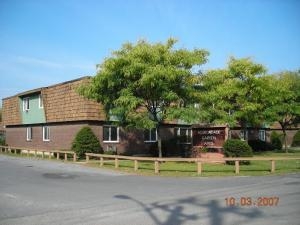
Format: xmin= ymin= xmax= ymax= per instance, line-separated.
xmin=26 ymin=127 xmax=32 ymax=141
xmin=144 ymin=128 xmax=157 ymax=142
xmin=240 ymin=130 xmax=248 ymax=141
xmin=43 ymin=126 xmax=50 ymax=141
xmin=103 ymin=126 xmax=119 ymax=142
xmin=39 ymin=94 xmax=43 ymax=108
xmin=23 ymin=97 xmax=30 ymax=111
xmin=176 ymin=128 xmax=192 ymax=144
xmin=259 ymin=130 xmax=266 ymax=141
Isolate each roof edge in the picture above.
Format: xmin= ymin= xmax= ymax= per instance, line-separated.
xmin=2 ymin=76 xmax=92 ymax=100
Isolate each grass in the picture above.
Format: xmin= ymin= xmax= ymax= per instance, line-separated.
xmin=86 ymin=149 xmax=300 ymax=177
xmin=2 ymin=148 xmax=300 ymax=177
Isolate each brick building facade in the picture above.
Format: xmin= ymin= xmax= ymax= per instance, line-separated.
xmin=2 ymin=77 xmax=298 ymax=156
xmin=2 ymin=77 xmax=192 ymax=155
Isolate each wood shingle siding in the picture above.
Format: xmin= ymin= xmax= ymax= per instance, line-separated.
xmin=43 ymin=77 xmax=106 ymax=122
xmin=2 ymin=77 xmax=106 ymax=126
xmin=2 ymin=96 xmax=22 ymax=126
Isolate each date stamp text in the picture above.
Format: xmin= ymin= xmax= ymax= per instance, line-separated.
xmin=225 ymin=196 xmax=279 ymax=207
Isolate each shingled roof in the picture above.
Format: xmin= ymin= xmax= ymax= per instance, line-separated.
xmin=2 ymin=77 xmax=106 ymax=125
xmin=2 ymin=95 xmax=22 ymax=125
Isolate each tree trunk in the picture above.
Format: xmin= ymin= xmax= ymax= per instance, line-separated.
xmin=280 ymin=122 xmax=288 ymax=153
xmin=157 ymin=124 xmax=162 ymax=158
xmin=283 ymin=129 xmax=288 ymax=153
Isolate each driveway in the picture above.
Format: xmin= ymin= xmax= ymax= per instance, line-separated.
xmin=0 ymin=155 xmax=299 ymax=225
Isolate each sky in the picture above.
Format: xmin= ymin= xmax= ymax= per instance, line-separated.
xmin=0 ymin=0 xmax=300 ymax=103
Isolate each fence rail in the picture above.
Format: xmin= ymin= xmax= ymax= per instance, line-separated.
xmin=85 ymin=153 xmax=300 ymax=175
xmin=0 ymin=145 xmax=77 ymax=162
xmin=1 ymin=145 xmax=299 ymax=175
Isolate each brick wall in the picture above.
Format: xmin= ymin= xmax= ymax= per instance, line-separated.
xmin=5 ymin=123 xmax=91 ymax=150
xmin=5 ymin=122 xmax=179 ymax=155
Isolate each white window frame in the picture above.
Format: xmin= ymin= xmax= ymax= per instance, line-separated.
xmin=23 ymin=97 xmax=30 ymax=111
xmin=26 ymin=127 xmax=32 ymax=141
xmin=43 ymin=126 xmax=50 ymax=142
xmin=39 ymin=94 xmax=43 ymax=108
xmin=103 ymin=126 xmax=119 ymax=143
xmin=240 ymin=130 xmax=248 ymax=141
xmin=176 ymin=127 xmax=192 ymax=144
xmin=144 ymin=128 xmax=157 ymax=143
xmin=259 ymin=130 xmax=266 ymax=141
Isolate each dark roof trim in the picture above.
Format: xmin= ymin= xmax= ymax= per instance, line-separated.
xmin=2 ymin=76 xmax=91 ymax=100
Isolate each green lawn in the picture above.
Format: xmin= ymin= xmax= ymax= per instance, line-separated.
xmin=2 ymin=148 xmax=300 ymax=177
xmin=86 ymin=149 xmax=300 ymax=177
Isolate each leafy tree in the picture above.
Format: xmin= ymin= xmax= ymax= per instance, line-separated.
xmin=292 ymin=130 xmax=300 ymax=147
xmin=71 ymin=126 xmax=102 ymax=158
xmin=79 ymin=38 xmax=209 ymax=157
xmin=270 ymin=131 xmax=283 ymax=150
xmin=264 ymin=71 xmax=300 ymax=152
xmin=199 ymin=57 xmax=267 ymax=130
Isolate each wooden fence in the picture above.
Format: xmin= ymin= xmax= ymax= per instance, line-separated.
xmin=1 ymin=145 xmax=299 ymax=175
xmin=0 ymin=145 xmax=77 ymax=162
xmin=85 ymin=153 xmax=300 ymax=175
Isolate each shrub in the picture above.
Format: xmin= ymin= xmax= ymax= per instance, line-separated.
xmin=71 ymin=126 xmax=103 ymax=159
xmin=270 ymin=131 xmax=282 ymax=150
xmin=0 ymin=138 xmax=6 ymax=146
xmin=103 ymin=150 xmax=117 ymax=155
xmin=223 ymin=139 xmax=253 ymax=165
xmin=292 ymin=130 xmax=300 ymax=147
xmin=248 ymin=140 xmax=274 ymax=152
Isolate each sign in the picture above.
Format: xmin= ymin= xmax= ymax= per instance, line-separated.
xmin=193 ymin=128 xmax=225 ymax=148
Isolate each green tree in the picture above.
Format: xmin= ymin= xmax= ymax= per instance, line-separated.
xmin=199 ymin=57 xmax=267 ymax=131
xmin=71 ymin=126 xmax=102 ymax=158
xmin=79 ymin=38 xmax=209 ymax=157
xmin=292 ymin=130 xmax=300 ymax=147
xmin=264 ymin=71 xmax=300 ymax=152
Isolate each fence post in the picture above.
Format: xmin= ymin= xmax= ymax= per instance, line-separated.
xmin=73 ymin=153 xmax=77 ymax=162
xmin=155 ymin=160 xmax=159 ymax=174
xmin=86 ymin=154 xmax=89 ymax=163
xmin=271 ymin=160 xmax=275 ymax=173
xmin=197 ymin=161 xmax=202 ymax=175
xmin=100 ymin=157 xmax=104 ymax=167
xmin=49 ymin=152 xmax=52 ymax=159
xmin=115 ymin=157 xmax=119 ymax=168
xmin=64 ymin=153 xmax=67 ymax=161
xmin=235 ymin=160 xmax=240 ymax=174
xmin=134 ymin=160 xmax=138 ymax=171
xmin=57 ymin=152 xmax=60 ymax=160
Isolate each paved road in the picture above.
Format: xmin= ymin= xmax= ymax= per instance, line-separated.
xmin=0 ymin=155 xmax=300 ymax=225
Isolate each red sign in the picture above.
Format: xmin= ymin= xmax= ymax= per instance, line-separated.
xmin=193 ymin=128 xmax=225 ymax=148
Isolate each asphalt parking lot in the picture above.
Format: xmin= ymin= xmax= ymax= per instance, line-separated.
xmin=0 ymin=154 xmax=299 ymax=225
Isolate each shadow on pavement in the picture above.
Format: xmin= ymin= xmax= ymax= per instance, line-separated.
xmin=115 ymin=194 xmax=262 ymax=225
